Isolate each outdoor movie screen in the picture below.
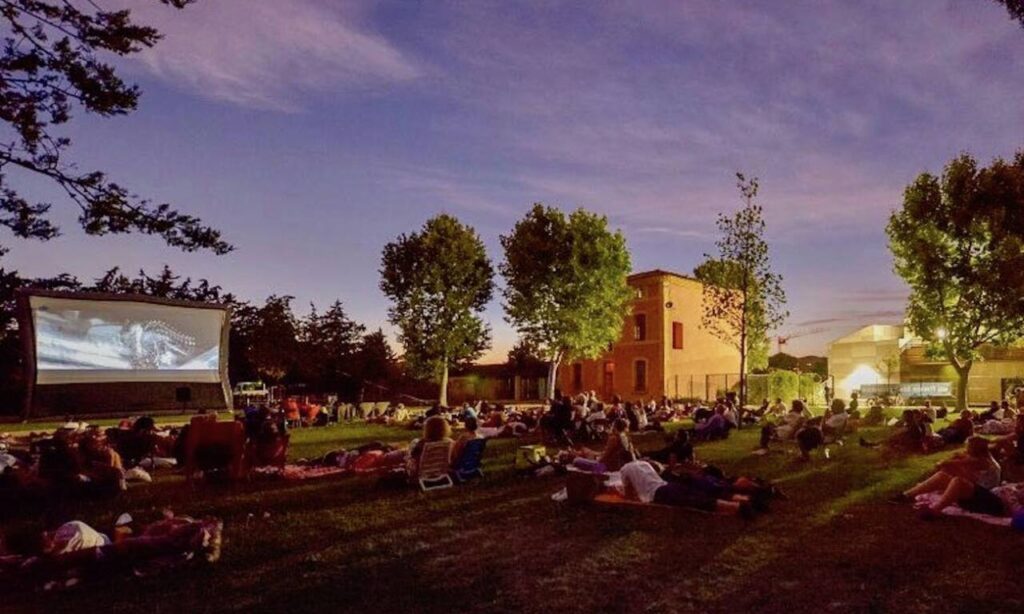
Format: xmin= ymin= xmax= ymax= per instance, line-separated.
xmin=28 ymin=294 xmax=226 ymax=385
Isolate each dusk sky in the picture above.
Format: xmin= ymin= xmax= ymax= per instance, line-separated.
xmin=5 ymin=0 xmax=1024 ymax=361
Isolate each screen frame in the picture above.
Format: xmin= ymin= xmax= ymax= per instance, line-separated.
xmin=16 ymin=289 xmax=232 ymax=416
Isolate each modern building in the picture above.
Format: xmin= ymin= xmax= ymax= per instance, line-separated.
xmin=556 ymin=269 xmax=740 ymax=402
xmin=827 ymin=324 xmax=1024 ymax=405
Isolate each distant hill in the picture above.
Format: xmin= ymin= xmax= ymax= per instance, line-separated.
xmin=769 ymin=353 xmax=828 ymax=377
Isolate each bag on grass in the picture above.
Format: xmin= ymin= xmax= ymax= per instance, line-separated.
xmin=515 ymin=445 xmax=547 ymax=471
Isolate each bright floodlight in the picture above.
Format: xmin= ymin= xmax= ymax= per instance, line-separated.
xmin=842 ymin=364 xmax=881 ymax=394
xmin=936 ymin=327 xmax=948 ymax=340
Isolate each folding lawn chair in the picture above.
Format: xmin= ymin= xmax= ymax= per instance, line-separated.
xmin=416 ymin=440 xmax=454 ymax=491
xmin=452 ymin=437 xmax=487 ymax=483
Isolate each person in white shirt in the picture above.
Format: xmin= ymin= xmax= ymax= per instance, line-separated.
xmin=618 ymin=460 xmax=754 ymax=517
xmin=46 ymin=521 xmax=110 ymax=554
xmin=824 ymin=399 xmax=850 ymax=435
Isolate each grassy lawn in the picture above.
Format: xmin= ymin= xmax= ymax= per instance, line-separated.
xmin=4 ymin=418 xmax=1024 ymax=613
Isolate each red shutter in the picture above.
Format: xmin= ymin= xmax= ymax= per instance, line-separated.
xmin=672 ymin=322 xmax=684 ymax=349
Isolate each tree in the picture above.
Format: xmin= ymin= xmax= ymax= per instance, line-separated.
xmin=355 ymin=328 xmax=397 ymax=387
xmin=995 ymin=0 xmax=1024 ymax=27
xmin=696 ymin=174 xmax=787 ymax=409
xmin=0 ymin=0 xmax=229 ymax=254
xmin=244 ymin=295 xmax=301 ymax=384
xmin=300 ymin=300 xmax=365 ymax=393
xmin=887 ymin=152 xmax=1024 ymax=409
xmin=506 ymin=338 xmax=545 ymax=375
xmin=380 ymin=214 xmax=494 ymax=406
xmin=501 ymin=204 xmax=633 ymax=398
xmin=91 ymin=265 xmax=235 ymax=304
xmin=693 ymin=258 xmax=771 ymax=373
xmin=877 ymin=349 xmax=901 ymax=387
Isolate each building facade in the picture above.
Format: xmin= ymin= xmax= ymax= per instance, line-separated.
xmin=556 ymin=270 xmax=740 ymax=402
xmin=828 ymin=324 xmax=1024 ymax=405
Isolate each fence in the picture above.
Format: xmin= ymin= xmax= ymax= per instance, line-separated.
xmin=675 ymin=371 xmax=826 ymax=406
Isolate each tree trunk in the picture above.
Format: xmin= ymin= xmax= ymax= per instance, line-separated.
xmin=954 ymin=363 xmax=971 ymax=411
xmin=738 ymin=345 xmax=747 ymax=424
xmin=438 ymin=361 xmax=449 ymax=407
xmin=738 ymin=292 xmax=748 ymax=414
xmin=547 ymin=354 xmax=562 ymax=400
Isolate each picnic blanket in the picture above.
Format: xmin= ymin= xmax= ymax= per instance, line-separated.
xmin=253 ymin=464 xmax=349 ymax=481
xmin=912 ymin=482 xmax=1024 ymax=528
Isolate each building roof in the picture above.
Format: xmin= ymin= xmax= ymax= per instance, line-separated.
xmin=628 ymin=269 xmax=700 ymax=284
xmin=828 ymin=324 xmax=906 ymax=346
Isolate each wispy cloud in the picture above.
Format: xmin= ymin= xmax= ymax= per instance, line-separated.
xmin=633 ymin=226 xmax=714 ymax=240
xmin=124 ymin=1 xmax=420 ymax=111
xmin=793 ymin=310 xmax=906 ymax=328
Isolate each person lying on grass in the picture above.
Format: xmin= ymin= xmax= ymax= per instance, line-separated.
xmin=890 ymin=436 xmax=1004 ymax=519
xmin=860 ymin=409 xmax=943 ymax=454
xmin=311 ymin=415 xmax=453 ymax=475
xmin=655 ymin=431 xmax=782 ymax=512
xmin=0 ymin=513 xmax=222 ymax=589
xmin=936 ymin=410 xmax=975 ymax=447
xmin=619 ymin=459 xmax=756 ymax=519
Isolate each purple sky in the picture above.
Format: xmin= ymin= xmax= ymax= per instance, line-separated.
xmin=5 ymin=0 xmax=1024 ymax=360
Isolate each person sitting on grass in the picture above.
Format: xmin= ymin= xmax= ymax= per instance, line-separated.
xmin=648 ymin=429 xmax=694 ymax=467
xmin=991 ymin=412 xmax=1024 ymax=464
xmin=451 ymin=416 xmax=482 ymax=465
xmin=891 ymin=436 xmax=1004 ymax=519
xmin=863 ymin=400 xmax=886 ymax=426
xmin=573 ymin=418 xmax=636 ymax=472
xmin=937 ymin=410 xmax=975 ymax=446
xmin=759 ymin=400 xmax=808 ymax=449
xmin=822 ymin=399 xmax=850 ymax=440
xmin=860 ymin=409 xmax=942 ymax=453
xmin=976 ymin=400 xmax=1004 ymax=424
xmin=693 ymin=403 xmax=734 ymax=441
xmin=619 ymin=459 xmax=755 ymax=519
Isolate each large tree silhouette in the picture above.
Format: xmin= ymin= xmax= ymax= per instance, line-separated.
xmin=0 ymin=0 xmax=229 ymax=254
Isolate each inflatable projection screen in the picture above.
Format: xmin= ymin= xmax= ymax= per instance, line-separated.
xmin=17 ymin=291 xmax=232 ymax=416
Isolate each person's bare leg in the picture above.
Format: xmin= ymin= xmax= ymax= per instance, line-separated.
xmin=930 ymin=477 xmax=975 ymax=513
xmin=904 ymin=471 xmax=952 ymax=497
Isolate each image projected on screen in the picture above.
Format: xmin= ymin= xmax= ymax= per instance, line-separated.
xmin=30 ymin=296 xmax=225 ymax=385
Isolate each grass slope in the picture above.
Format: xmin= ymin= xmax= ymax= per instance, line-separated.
xmin=4 ymin=420 xmax=1024 ymax=614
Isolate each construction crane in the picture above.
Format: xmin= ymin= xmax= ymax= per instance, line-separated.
xmin=775 ymin=327 xmax=827 ymax=354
